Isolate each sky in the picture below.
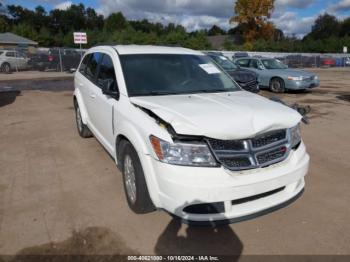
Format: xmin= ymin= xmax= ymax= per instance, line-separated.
xmin=4 ymin=0 xmax=350 ymax=37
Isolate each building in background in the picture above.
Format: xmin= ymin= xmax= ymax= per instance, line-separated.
xmin=0 ymin=32 xmax=38 ymax=52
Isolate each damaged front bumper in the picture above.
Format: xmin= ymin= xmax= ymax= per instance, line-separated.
xmin=143 ymin=141 xmax=309 ymax=224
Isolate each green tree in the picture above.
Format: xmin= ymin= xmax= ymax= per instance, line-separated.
xmin=208 ymin=25 xmax=226 ymax=36
xmin=104 ymin=12 xmax=127 ymax=32
xmin=340 ymin=17 xmax=350 ymax=37
xmin=307 ymin=13 xmax=340 ymax=40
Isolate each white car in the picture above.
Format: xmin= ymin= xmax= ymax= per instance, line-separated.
xmin=73 ymin=45 xmax=310 ymax=224
xmin=0 ymin=50 xmax=29 ymax=73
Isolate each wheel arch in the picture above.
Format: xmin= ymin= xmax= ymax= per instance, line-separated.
xmin=73 ymin=89 xmax=89 ymax=125
xmin=115 ymin=129 xmax=162 ymax=207
xmin=270 ymin=76 xmax=285 ymax=84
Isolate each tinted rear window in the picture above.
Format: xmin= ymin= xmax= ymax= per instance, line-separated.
xmin=236 ymin=59 xmax=250 ymax=67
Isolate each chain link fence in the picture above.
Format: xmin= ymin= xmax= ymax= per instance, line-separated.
xmin=222 ymin=51 xmax=350 ymax=68
xmin=0 ymin=47 xmax=86 ymax=74
xmin=0 ymin=47 xmax=349 ymax=74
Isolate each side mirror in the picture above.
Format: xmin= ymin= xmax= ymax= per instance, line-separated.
xmin=69 ymin=68 xmax=77 ymax=73
xmin=102 ymin=79 xmax=119 ymax=100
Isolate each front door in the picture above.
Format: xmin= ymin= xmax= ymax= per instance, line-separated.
xmin=89 ymin=53 xmax=118 ymax=153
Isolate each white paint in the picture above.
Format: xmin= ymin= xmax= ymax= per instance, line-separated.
xmin=74 ymin=45 xmax=310 ymax=222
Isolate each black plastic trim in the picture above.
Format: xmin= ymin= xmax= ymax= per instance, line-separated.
xmin=172 ymin=188 xmax=304 ymax=227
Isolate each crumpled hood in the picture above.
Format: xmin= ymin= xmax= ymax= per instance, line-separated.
xmin=130 ymin=91 xmax=302 ymax=140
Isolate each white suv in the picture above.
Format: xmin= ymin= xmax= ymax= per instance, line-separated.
xmin=0 ymin=50 xmax=29 ymax=73
xmin=74 ymin=45 xmax=310 ymax=224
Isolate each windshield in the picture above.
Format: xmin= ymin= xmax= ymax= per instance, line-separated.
xmin=120 ymin=54 xmax=240 ymax=97
xmin=210 ymin=55 xmax=238 ymax=71
xmin=261 ymin=59 xmax=288 ymax=69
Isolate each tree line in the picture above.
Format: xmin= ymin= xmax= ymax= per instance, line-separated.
xmin=0 ymin=1 xmax=349 ymax=53
xmin=225 ymin=0 xmax=350 ymax=53
xmin=0 ymin=3 xmax=211 ymax=50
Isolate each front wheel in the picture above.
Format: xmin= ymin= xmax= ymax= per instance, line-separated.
xmin=270 ymin=78 xmax=285 ymax=93
xmin=120 ymin=140 xmax=155 ymax=214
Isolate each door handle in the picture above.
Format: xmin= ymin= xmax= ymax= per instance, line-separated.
xmin=90 ymin=93 xmax=96 ymax=99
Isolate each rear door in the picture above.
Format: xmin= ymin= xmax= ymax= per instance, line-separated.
xmin=83 ymin=53 xmax=103 ymax=133
xmin=5 ymin=51 xmax=16 ymax=69
xmin=15 ymin=52 xmax=28 ymax=69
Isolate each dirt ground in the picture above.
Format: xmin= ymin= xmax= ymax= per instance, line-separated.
xmin=0 ymin=68 xmax=349 ymax=258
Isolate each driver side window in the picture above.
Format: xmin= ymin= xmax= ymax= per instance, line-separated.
xmin=96 ymin=54 xmax=118 ymax=91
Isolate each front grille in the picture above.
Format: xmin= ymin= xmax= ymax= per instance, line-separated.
xmin=252 ymin=130 xmax=286 ymax=148
xmin=239 ymin=80 xmax=258 ymax=89
xmin=221 ymin=156 xmax=251 ymax=168
xmin=257 ymin=146 xmax=288 ymax=165
xmin=207 ymin=129 xmax=290 ymax=171
xmin=207 ymin=138 xmax=245 ymax=151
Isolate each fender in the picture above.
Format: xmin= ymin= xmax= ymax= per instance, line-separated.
xmin=115 ymin=120 xmax=162 ymax=207
xmin=74 ymin=88 xmax=89 ymax=125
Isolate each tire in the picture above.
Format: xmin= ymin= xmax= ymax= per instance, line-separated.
xmin=270 ymin=78 xmax=286 ymax=93
xmin=74 ymin=100 xmax=93 ymax=138
xmin=120 ymin=140 xmax=155 ymax=214
xmin=1 ymin=63 xmax=11 ymax=74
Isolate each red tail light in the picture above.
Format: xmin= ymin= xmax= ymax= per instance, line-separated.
xmin=48 ymin=55 xmax=53 ymax=62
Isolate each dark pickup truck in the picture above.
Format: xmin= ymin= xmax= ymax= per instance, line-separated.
xmin=28 ymin=48 xmax=84 ymax=72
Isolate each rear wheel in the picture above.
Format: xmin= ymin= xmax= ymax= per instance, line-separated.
xmin=120 ymin=140 xmax=155 ymax=214
xmin=74 ymin=100 xmax=92 ymax=138
xmin=270 ymin=78 xmax=285 ymax=93
xmin=1 ymin=63 xmax=11 ymax=74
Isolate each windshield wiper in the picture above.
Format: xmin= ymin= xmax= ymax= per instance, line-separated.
xmin=194 ymin=89 xmax=232 ymax=94
xmin=149 ymin=91 xmax=179 ymax=96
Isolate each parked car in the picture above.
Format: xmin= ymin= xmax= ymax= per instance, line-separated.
xmin=232 ymin=52 xmax=249 ymax=60
xmin=345 ymin=57 xmax=350 ymax=66
xmin=27 ymin=52 xmax=58 ymax=71
xmin=0 ymin=50 xmax=29 ymax=73
xmin=74 ymin=45 xmax=309 ymax=224
xmin=321 ymin=57 xmax=336 ymax=67
xmin=235 ymin=57 xmax=320 ymax=93
xmin=29 ymin=48 xmax=83 ymax=72
xmin=206 ymin=52 xmax=259 ymax=93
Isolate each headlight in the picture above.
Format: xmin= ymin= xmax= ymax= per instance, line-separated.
xmin=314 ymin=75 xmax=318 ymax=80
xmin=150 ymin=136 xmax=217 ymax=167
xmin=290 ymin=125 xmax=301 ymax=149
xmin=288 ymin=76 xmax=303 ymax=81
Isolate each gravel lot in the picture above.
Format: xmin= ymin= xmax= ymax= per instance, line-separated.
xmin=0 ymin=68 xmax=349 ymax=257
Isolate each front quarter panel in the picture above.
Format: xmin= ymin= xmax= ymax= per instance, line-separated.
xmin=115 ymin=95 xmax=173 ymax=207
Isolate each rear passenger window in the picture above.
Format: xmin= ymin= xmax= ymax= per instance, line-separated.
xmin=85 ymin=52 xmax=102 ymax=80
xmin=96 ymin=54 xmax=117 ymax=90
xmin=250 ymin=60 xmax=258 ymax=68
xmin=6 ymin=52 xmax=15 ymax=57
xmin=79 ymin=54 xmax=91 ymax=74
xmin=237 ymin=59 xmax=249 ymax=67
